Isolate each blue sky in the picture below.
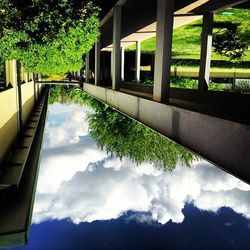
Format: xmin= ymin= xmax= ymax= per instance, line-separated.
xmin=7 ymin=102 xmax=250 ymax=250
xmin=12 ymin=205 xmax=250 ymax=250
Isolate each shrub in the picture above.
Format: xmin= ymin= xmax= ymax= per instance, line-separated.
xmin=213 ymin=23 xmax=248 ymax=63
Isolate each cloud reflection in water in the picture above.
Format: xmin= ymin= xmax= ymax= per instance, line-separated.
xmin=33 ymin=103 xmax=250 ymax=225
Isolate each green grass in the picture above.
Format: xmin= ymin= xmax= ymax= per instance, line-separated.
xmin=127 ymin=8 xmax=250 ymax=63
xmin=142 ymin=77 xmax=250 ymax=93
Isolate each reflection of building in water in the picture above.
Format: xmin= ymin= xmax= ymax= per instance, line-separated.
xmin=0 ymin=60 xmax=48 ymax=248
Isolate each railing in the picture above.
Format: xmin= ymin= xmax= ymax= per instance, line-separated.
xmin=0 ymin=86 xmax=48 ymax=189
xmin=116 ymin=81 xmax=250 ymax=124
xmin=0 ymin=83 xmax=5 ymax=91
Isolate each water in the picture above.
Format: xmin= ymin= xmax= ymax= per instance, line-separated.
xmin=6 ymin=87 xmax=250 ymax=250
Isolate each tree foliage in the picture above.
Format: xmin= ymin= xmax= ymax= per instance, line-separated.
xmin=212 ymin=22 xmax=248 ymax=62
xmin=48 ymin=85 xmax=102 ymax=110
xmin=0 ymin=0 xmax=100 ymax=74
xmin=49 ymin=86 xmax=197 ymax=170
xmin=87 ymin=107 xmax=197 ymax=170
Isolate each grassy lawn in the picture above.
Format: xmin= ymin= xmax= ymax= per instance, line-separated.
xmin=127 ymin=8 xmax=250 ymax=63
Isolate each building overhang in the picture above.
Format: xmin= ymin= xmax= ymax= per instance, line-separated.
xmin=98 ymin=0 xmax=249 ymax=50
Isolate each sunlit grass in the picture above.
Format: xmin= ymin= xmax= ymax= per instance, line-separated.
xmin=127 ymin=8 xmax=250 ymax=62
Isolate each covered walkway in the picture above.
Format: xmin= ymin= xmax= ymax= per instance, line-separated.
xmin=80 ymin=0 xmax=250 ymax=183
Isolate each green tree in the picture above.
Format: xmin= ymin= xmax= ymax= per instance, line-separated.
xmin=49 ymin=85 xmax=103 ymax=110
xmin=87 ymin=106 xmax=197 ymax=170
xmin=0 ymin=0 xmax=100 ymax=75
xmin=212 ymin=22 xmax=248 ymax=62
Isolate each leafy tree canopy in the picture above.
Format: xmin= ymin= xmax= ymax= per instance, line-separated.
xmin=49 ymin=86 xmax=197 ymax=170
xmin=87 ymin=107 xmax=196 ymax=170
xmin=212 ymin=22 xmax=248 ymax=62
xmin=0 ymin=0 xmax=100 ymax=74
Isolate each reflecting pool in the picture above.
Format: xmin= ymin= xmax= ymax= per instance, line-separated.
xmin=7 ymin=86 xmax=250 ymax=250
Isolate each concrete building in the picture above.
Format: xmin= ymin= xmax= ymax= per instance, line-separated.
xmin=0 ymin=60 xmax=48 ymax=248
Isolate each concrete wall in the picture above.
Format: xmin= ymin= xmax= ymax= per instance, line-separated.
xmin=21 ymin=82 xmax=35 ymax=125
xmin=0 ymin=87 xmax=19 ymax=164
xmin=0 ymin=87 xmax=48 ymax=248
xmin=83 ymin=83 xmax=250 ymax=183
xmin=0 ymin=60 xmax=44 ymax=167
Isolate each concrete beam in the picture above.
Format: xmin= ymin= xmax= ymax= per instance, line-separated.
xmin=112 ymin=6 xmax=122 ymax=90
xmin=135 ymin=41 xmax=141 ymax=83
xmin=198 ymin=13 xmax=213 ymax=91
xmin=153 ymin=0 xmax=174 ymax=103
xmin=99 ymin=0 xmax=127 ymax=27
xmin=192 ymin=0 xmax=249 ymax=13
xmin=85 ymin=52 xmax=90 ymax=83
xmin=95 ymin=41 xmax=101 ymax=86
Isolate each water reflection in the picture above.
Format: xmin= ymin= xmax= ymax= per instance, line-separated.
xmin=33 ymin=86 xmax=250 ymax=226
xmin=6 ymin=86 xmax=250 ymax=249
xmin=49 ymin=86 xmax=197 ymax=170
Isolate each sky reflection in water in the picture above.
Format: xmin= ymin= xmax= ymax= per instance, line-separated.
xmin=11 ymin=99 xmax=250 ymax=249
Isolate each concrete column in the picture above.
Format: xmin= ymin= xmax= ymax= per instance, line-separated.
xmin=33 ymin=73 xmax=37 ymax=103
xmin=25 ymin=72 xmax=28 ymax=83
xmin=6 ymin=60 xmax=22 ymax=132
xmin=16 ymin=61 xmax=23 ymax=131
xmin=135 ymin=41 xmax=141 ymax=83
xmin=33 ymin=82 xmax=37 ymax=103
xmin=153 ymin=0 xmax=174 ymax=103
xmin=5 ymin=61 xmax=11 ymax=87
xmin=121 ymin=47 xmax=125 ymax=82
xmin=95 ymin=41 xmax=101 ymax=86
xmin=85 ymin=52 xmax=90 ymax=83
xmin=20 ymin=64 xmax=25 ymax=83
xmin=37 ymin=84 xmax=40 ymax=96
xmin=80 ymin=69 xmax=83 ymax=83
xmin=76 ymin=70 xmax=80 ymax=81
xmin=110 ymin=50 xmax=113 ymax=80
xmin=10 ymin=60 xmax=17 ymax=87
xmin=112 ymin=6 xmax=121 ymax=90
xmin=198 ymin=13 xmax=213 ymax=92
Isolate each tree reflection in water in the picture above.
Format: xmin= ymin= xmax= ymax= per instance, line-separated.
xmin=49 ymin=86 xmax=197 ymax=170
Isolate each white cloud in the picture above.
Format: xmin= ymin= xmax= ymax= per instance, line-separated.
xmin=33 ymin=158 xmax=250 ymax=225
xmin=44 ymin=103 xmax=90 ymax=148
xmin=38 ymin=137 xmax=107 ymax=193
xmin=33 ymin=103 xmax=250 ymax=225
